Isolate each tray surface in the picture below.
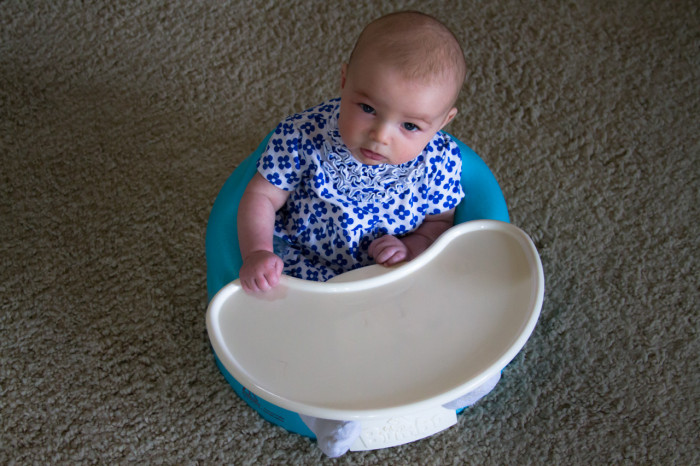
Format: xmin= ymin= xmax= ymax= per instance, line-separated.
xmin=207 ymin=220 xmax=544 ymax=420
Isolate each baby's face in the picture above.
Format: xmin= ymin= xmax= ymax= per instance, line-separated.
xmin=338 ymin=57 xmax=458 ymax=166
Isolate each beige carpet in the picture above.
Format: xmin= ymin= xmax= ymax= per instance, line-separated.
xmin=2 ymin=1 xmax=698 ymax=463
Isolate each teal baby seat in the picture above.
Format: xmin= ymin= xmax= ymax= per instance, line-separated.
xmin=205 ymin=131 xmax=510 ymax=439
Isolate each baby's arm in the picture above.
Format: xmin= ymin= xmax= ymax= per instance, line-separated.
xmin=369 ymin=209 xmax=455 ymax=266
xmin=238 ymin=172 xmax=290 ymax=292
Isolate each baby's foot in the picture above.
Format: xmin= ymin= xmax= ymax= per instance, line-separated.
xmin=443 ymin=371 xmax=501 ymax=410
xmin=300 ymin=415 xmax=362 ymax=458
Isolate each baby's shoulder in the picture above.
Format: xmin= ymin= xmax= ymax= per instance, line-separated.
xmin=278 ymin=98 xmax=340 ymax=135
xmin=420 ymin=132 xmax=463 ymax=181
xmin=426 ymin=131 xmax=460 ymax=159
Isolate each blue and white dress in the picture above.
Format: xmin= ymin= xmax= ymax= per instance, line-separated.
xmin=257 ymin=98 xmax=465 ymax=281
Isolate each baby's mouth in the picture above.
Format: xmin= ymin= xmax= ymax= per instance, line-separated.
xmin=360 ymin=148 xmax=386 ymax=163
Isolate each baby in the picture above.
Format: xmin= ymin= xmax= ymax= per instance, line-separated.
xmin=237 ymin=11 xmax=500 ymax=457
xmin=238 ymin=10 xmax=465 ymax=293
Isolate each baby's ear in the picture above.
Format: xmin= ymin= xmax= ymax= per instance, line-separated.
xmin=440 ymin=107 xmax=458 ymax=129
xmin=340 ymin=63 xmax=348 ymax=89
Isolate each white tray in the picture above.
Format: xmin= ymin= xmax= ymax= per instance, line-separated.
xmin=207 ymin=220 xmax=544 ymax=423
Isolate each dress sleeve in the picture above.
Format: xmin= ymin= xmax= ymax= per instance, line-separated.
xmin=256 ymin=119 xmax=310 ymax=191
xmin=423 ymin=133 xmax=466 ymax=216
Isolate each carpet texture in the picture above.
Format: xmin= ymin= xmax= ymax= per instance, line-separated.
xmin=2 ymin=1 xmax=698 ymax=464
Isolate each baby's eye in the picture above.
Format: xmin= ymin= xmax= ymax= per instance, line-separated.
xmin=360 ymin=103 xmax=375 ymax=114
xmin=403 ymin=122 xmax=419 ymax=132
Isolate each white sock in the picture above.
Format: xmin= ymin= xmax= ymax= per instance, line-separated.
xmin=442 ymin=371 xmax=501 ymax=410
xmin=298 ymin=372 xmax=499 ymax=456
xmin=299 ymin=415 xmax=362 ymax=458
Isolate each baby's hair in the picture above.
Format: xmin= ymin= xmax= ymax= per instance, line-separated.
xmin=348 ymin=11 xmax=466 ymax=101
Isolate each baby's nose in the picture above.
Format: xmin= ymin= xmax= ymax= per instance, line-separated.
xmin=370 ymin=122 xmax=390 ymax=144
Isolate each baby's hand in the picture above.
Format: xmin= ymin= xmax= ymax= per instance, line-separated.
xmin=369 ymin=235 xmax=409 ymax=266
xmin=239 ymin=250 xmax=284 ymax=293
